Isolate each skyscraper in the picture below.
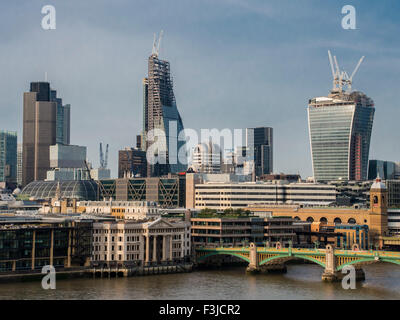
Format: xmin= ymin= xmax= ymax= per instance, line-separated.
xmin=308 ymin=51 xmax=374 ymax=182
xmin=51 ymin=89 xmax=70 ymax=145
xmin=246 ymin=127 xmax=273 ymax=177
xmin=22 ymin=82 xmax=70 ymax=186
xmin=0 ymin=130 xmax=17 ymax=185
xmin=17 ymin=143 xmax=22 ymax=186
xmin=142 ymin=33 xmax=186 ymax=176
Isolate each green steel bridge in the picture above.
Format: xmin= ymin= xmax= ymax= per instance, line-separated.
xmin=195 ymin=243 xmax=400 ymax=281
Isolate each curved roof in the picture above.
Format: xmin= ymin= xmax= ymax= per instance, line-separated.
xmin=21 ymin=180 xmax=98 ymax=200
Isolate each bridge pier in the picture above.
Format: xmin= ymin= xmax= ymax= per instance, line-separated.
xmin=322 ymin=245 xmax=366 ymax=282
xmin=246 ymin=243 xmax=259 ymax=274
xmin=322 ymin=245 xmax=337 ymax=282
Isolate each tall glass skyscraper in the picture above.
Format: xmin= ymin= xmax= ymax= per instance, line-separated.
xmin=142 ymin=49 xmax=186 ymax=176
xmin=308 ymin=91 xmax=374 ymax=182
xmin=246 ymin=127 xmax=273 ymax=177
xmin=0 ymin=130 xmax=17 ymax=185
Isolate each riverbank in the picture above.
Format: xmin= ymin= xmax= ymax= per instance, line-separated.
xmin=0 ymin=263 xmax=193 ymax=283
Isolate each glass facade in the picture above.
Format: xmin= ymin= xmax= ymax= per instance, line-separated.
xmin=0 ymin=130 xmax=17 ymax=184
xmin=21 ymin=180 xmax=98 ymax=200
xmin=144 ymin=54 xmax=187 ymax=176
xmin=308 ymin=92 xmax=374 ymax=182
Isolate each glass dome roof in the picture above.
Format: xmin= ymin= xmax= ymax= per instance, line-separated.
xmin=21 ymin=180 xmax=98 ymax=200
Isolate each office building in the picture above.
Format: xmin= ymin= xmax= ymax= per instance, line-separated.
xmin=118 ymin=147 xmax=147 ymax=178
xmin=0 ymin=131 xmax=17 ymax=185
xmin=191 ymin=215 xmax=298 ymax=248
xmin=189 ymin=181 xmax=337 ymax=209
xmin=142 ymin=39 xmax=187 ymax=177
xmin=246 ymin=127 xmax=273 ymax=177
xmin=97 ymin=175 xmax=186 ymax=208
xmin=46 ymin=144 xmax=89 ymax=181
xmin=368 ymin=160 xmax=396 ymax=180
xmin=308 ymin=53 xmax=374 ymax=182
xmin=248 ymin=177 xmax=389 ymax=247
xmin=191 ymin=141 xmax=221 ymax=174
xmin=23 ymin=82 xmax=71 ymax=186
xmin=17 ymin=143 xmax=22 ymax=186
xmin=386 ymin=180 xmax=400 ymax=208
xmin=51 ymin=90 xmax=70 ymax=145
xmin=0 ymin=216 xmax=92 ymax=272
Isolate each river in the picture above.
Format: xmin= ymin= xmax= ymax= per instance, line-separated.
xmin=0 ymin=263 xmax=399 ymax=300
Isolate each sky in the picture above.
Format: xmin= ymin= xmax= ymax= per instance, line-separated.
xmin=0 ymin=0 xmax=399 ymax=178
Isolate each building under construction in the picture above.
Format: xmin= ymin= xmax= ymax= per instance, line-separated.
xmin=308 ymin=51 xmax=375 ymax=182
xmin=142 ymin=31 xmax=187 ymax=177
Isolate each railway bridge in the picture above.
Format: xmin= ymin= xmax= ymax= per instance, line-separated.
xmin=195 ymin=243 xmax=400 ymax=282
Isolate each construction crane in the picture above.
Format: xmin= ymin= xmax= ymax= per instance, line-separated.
xmin=152 ymin=30 xmax=164 ymax=57
xmin=99 ymin=142 xmax=109 ymax=169
xmin=328 ymin=50 xmax=365 ymax=93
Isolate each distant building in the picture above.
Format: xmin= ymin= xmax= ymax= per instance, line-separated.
xmin=17 ymin=143 xmax=22 ymax=186
xmin=386 ymin=180 xmax=400 ymax=208
xmin=191 ymin=141 xmax=221 ymax=174
xmin=368 ymin=160 xmax=396 ymax=180
xmin=142 ymin=42 xmax=187 ymax=177
xmin=259 ymin=173 xmax=301 ymax=183
xmin=21 ymin=180 xmax=98 ymax=201
xmin=189 ymin=181 xmax=337 ymax=209
xmin=23 ymin=82 xmax=70 ymax=186
xmin=0 ymin=131 xmax=17 ymax=186
xmin=50 ymin=89 xmax=70 ymax=145
xmin=308 ymin=90 xmax=374 ymax=181
xmin=77 ymin=200 xmax=160 ymax=220
xmin=118 ymin=147 xmax=147 ymax=178
xmin=90 ymin=168 xmax=111 ymax=180
xmin=246 ymin=127 xmax=273 ymax=177
xmin=46 ymin=144 xmax=89 ymax=181
xmin=248 ymin=177 xmax=389 ymax=247
xmin=97 ymin=175 xmax=186 ymax=208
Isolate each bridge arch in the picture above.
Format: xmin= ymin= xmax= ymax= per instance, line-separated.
xmin=259 ymin=254 xmax=326 ymax=268
xmin=337 ymin=257 xmax=400 ymax=271
xmin=196 ymin=251 xmax=250 ymax=263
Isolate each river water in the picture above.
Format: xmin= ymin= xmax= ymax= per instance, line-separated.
xmin=0 ymin=263 xmax=399 ymax=300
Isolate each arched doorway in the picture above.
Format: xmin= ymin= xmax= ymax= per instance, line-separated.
xmin=306 ymin=217 xmax=314 ymax=223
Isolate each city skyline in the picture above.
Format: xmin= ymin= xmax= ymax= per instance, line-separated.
xmin=0 ymin=1 xmax=399 ymax=178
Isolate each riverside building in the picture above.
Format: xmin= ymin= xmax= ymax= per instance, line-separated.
xmin=91 ymin=217 xmax=191 ymax=267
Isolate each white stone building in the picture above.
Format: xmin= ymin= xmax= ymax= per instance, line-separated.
xmin=91 ymin=217 xmax=191 ymax=267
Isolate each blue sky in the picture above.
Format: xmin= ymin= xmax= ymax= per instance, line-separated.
xmin=0 ymin=0 xmax=399 ymax=178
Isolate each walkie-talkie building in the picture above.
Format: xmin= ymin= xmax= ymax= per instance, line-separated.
xmin=142 ymin=33 xmax=187 ymax=177
xmin=308 ymin=52 xmax=374 ymax=182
